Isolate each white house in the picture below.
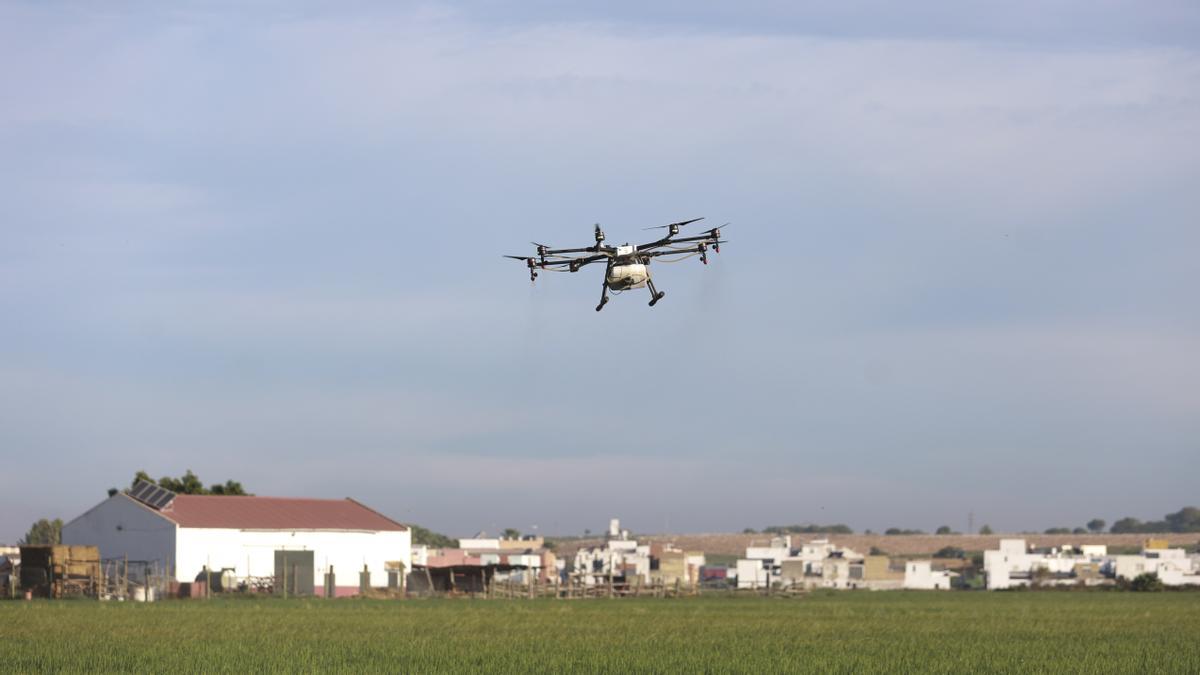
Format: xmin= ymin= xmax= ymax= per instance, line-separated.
xmin=62 ymin=482 xmax=410 ymax=596
xmin=737 ymin=537 xmax=868 ymax=590
xmin=1110 ymin=548 xmax=1200 ymax=586
xmin=979 ymin=539 xmax=1200 ymax=589
xmin=903 ymin=560 xmax=956 ymax=590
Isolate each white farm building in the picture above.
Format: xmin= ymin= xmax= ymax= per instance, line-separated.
xmin=62 ymin=481 xmax=411 ymax=596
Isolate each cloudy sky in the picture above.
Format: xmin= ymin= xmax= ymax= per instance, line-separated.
xmin=2 ymin=1 xmax=1197 ymax=541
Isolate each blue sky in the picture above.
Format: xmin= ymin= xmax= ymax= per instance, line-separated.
xmin=1 ymin=1 xmax=1197 ymax=540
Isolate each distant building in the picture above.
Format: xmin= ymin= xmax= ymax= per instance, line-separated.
xmin=62 ymin=482 xmax=410 ymax=596
xmin=1110 ymin=548 xmax=1200 ymax=586
xmin=983 ymin=538 xmax=1199 ymax=589
xmin=571 ymin=519 xmax=704 ymax=586
xmin=439 ymin=533 xmax=557 ymax=583
xmin=984 ymin=539 xmax=1108 ymax=590
xmin=738 ymin=537 xmax=884 ymax=590
xmin=903 ymin=561 xmax=956 ymax=590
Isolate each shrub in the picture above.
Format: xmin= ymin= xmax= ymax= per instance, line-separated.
xmin=1129 ymin=573 xmax=1164 ymax=592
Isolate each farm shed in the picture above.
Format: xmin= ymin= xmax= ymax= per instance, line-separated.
xmin=62 ymin=482 xmax=410 ymax=596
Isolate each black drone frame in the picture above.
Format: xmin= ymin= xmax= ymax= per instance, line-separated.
xmin=505 ymin=217 xmax=728 ymax=311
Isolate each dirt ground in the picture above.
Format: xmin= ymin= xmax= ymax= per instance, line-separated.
xmin=552 ymin=532 xmax=1200 ymax=559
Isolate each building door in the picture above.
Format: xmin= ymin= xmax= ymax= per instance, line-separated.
xmin=274 ymin=550 xmax=314 ymax=596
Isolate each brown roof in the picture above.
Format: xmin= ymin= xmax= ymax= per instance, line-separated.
xmin=150 ymin=495 xmax=407 ymax=531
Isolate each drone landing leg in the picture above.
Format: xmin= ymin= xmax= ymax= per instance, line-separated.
xmin=647 ymin=278 xmax=665 ymax=307
xmin=596 ymin=281 xmax=610 ymax=312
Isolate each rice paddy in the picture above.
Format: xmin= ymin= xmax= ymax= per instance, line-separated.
xmin=3 ymin=592 xmax=1198 ymax=673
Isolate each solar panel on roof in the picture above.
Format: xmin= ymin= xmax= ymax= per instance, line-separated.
xmin=128 ymin=479 xmax=176 ymax=510
xmin=130 ymin=480 xmax=154 ymax=501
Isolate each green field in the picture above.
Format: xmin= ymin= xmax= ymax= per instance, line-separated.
xmin=3 ymin=593 xmax=1199 ymax=673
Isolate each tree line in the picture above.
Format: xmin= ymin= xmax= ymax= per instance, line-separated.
xmin=108 ymin=469 xmax=248 ymax=497
xmin=744 ymin=507 xmax=1199 ymax=537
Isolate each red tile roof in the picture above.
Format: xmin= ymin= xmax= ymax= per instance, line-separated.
xmin=151 ymin=495 xmax=407 ymax=531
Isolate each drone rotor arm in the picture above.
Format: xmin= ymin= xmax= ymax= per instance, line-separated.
xmin=539 ymin=254 xmax=607 ymax=267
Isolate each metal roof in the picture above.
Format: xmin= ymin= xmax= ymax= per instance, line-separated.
xmin=151 ymin=495 xmax=407 ymax=531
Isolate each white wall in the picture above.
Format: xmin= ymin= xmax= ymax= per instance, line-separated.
xmin=174 ymin=528 xmax=411 ymax=590
xmin=61 ymin=495 xmax=176 ymax=579
xmin=736 ymin=559 xmax=769 ymax=589
xmin=745 ymin=546 xmax=789 ymax=561
xmin=904 ymin=561 xmax=954 ymax=590
xmin=459 ymin=538 xmax=500 ymax=550
xmin=1113 ymin=553 xmax=1198 ymax=586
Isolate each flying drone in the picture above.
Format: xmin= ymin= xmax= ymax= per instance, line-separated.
xmin=505 ymin=217 xmax=728 ymax=311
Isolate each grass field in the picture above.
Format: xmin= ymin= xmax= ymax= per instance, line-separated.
xmin=3 ymin=592 xmax=1199 ymax=673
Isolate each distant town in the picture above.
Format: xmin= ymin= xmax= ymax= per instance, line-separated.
xmin=3 ymin=474 xmax=1197 ymax=599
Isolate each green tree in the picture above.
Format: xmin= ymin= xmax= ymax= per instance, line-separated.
xmin=1165 ymin=507 xmax=1200 ymax=533
xmin=1110 ymin=517 xmax=1144 ymax=533
xmin=1044 ymin=527 xmax=1072 ymax=534
xmin=935 ymin=525 xmax=953 ymax=535
xmin=20 ymin=518 xmax=63 ymax=545
xmin=501 ymin=528 xmax=521 ymax=539
xmin=124 ymin=470 xmax=249 ymax=496
xmin=209 ymin=480 xmax=247 ymax=496
xmin=409 ymin=525 xmax=457 ymax=548
xmin=934 ymin=546 xmax=965 ymax=559
xmin=158 ymin=469 xmax=206 ymax=494
xmin=1087 ymin=518 xmax=1106 ymax=533
xmin=979 ymin=524 xmax=994 ymax=535
xmin=742 ymin=528 xmax=758 ymax=534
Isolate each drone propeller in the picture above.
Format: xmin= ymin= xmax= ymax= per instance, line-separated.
xmin=504 ymin=255 xmax=539 ymax=281
xmin=704 ymin=224 xmax=731 ymax=252
xmin=643 ymin=217 xmax=705 ymax=231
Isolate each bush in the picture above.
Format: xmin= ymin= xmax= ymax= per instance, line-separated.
xmin=934 ymin=546 xmax=966 ymax=559
xmin=1129 ymin=573 xmax=1164 ymax=592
